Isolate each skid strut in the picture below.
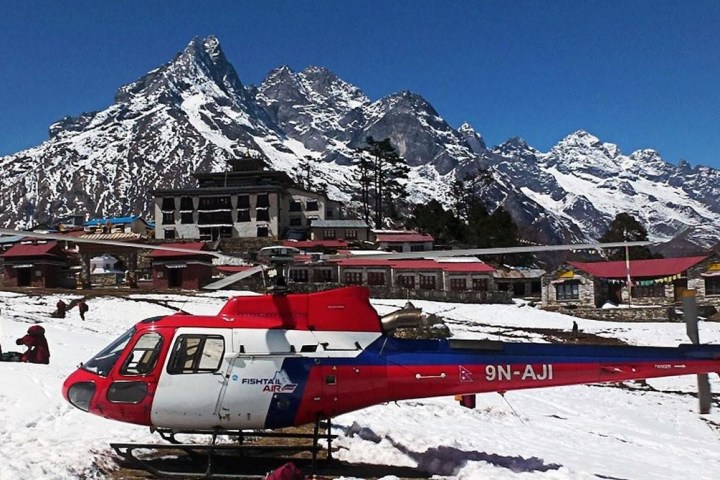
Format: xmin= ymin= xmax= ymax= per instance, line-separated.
xmin=111 ymin=417 xmax=336 ymax=478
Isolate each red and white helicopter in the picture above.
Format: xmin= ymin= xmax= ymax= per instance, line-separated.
xmin=2 ymin=228 xmax=719 ymax=477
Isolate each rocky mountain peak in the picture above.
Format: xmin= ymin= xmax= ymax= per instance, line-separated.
xmin=458 ymin=122 xmax=486 ymax=153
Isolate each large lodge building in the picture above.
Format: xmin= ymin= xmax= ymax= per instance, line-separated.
xmin=151 ymin=154 xmax=342 ymax=242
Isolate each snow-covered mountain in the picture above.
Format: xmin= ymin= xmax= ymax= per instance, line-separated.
xmin=1 ymin=35 xmax=719 ymax=253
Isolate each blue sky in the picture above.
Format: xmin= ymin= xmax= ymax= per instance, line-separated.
xmin=1 ymin=1 xmax=719 ymax=168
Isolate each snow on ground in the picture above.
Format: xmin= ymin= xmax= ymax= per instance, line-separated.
xmin=1 ymin=291 xmax=719 ymax=479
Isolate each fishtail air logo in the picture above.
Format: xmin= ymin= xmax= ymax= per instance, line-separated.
xmin=241 ymin=370 xmax=298 ymax=393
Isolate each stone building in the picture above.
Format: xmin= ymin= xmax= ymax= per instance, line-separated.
xmin=151 ymin=154 xmax=342 ymax=242
xmin=543 ymin=256 xmax=708 ymax=308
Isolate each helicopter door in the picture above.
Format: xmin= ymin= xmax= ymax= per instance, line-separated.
xmin=215 ymin=329 xmax=299 ymax=429
xmin=151 ymin=331 xmax=231 ymax=429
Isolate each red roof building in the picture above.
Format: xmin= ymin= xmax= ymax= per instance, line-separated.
xmin=149 ymin=242 xmax=214 ymax=290
xmin=544 ymin=256 xmax=709 ymax=308
xmin=1 ymin=241 xmax=68 ymax=288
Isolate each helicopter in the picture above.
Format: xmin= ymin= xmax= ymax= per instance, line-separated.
xmin=1 ymin=228 xmax=719 ymax=477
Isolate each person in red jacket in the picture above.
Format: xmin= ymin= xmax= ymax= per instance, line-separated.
xmin=15 ymin=325 xmax=50 ymax=364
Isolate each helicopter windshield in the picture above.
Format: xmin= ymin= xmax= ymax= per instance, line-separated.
xmin=81 ymin=327 xmax=135 ymax=377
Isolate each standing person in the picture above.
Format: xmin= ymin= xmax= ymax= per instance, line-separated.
xmin=15 ymin=325 xmax=50 ymax=364
xmin=55 ymin=299 xmax=67 ymax=319
xmin=78 ymin=299 xmax=89 ymax=321
xmin=571 ymin=321 xmax=579 ymax=340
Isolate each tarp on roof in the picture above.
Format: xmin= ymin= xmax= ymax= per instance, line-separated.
xmin=569 ymin=256 xmax=707 ymax=279
xmin=84 ymin=216 xmax=141 ymax=226
xmin=1 ymin=241 xmax=59 ymax=257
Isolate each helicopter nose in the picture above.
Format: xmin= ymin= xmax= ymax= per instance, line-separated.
xmin=62 ymin=369 xmax=98 ymax=412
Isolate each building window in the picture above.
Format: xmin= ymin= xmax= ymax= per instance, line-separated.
xmin=164 ymin=229 xmax=176 ymax=240
xmin=237 ymin=209 xmax=250 ymax=222
xmin=398 ymin=275 xmax=415 ymax=289
xmin=198 ymin=196 xmax=231 ymax=210
xmin=161 ymin=197 xmax=175 ymax=211
xmin=323 ymin=229 xmax=336 ymax=240
xmin=450 ymin=278 xmax=467 ymax=291
xmin=345 ymin=229 xmax=358 ymax=240
xmin=256 ymin=208 xmax=270 ymax=221
xmin=257 ymin=225 xmax=269 ymax=237
xmin=180 ymin=211 xmax=193 ymax=224
xmin=367 ymin=271 xmax=385 ymax=286
xmin=419 ymin=274 xmax=436 ymax=290
xmin=706 ymin=277 xmax=720 ymax=296
xmin=198 ymin=211 xmax=233 ymax=225
xmin=344 ymin=271 xmax=363 ymax=285
xmin=198 ymin=227 xmax=232 ymax=241
xmin=179 ymin=196 xmax=194 ymax=210
xmin=306 ymin=200 xmax=319 ymax=212
xmin=289 ymin=217 xmax=303 ymax=226
xmin=556 ymin=281 xmax=580 ymax=301
xmin=410 ymin=244 xmax=425 ymax=252
xmin=237 ymin=195 xmax=250 ymax=209
xmin=289 ymin=269 xmax=309 ymax=283
xmin=471 ymin=278 xmax=488 ymax=292
xmin=162 ymin=212 xmax=174 ymax=225
xmin=325 ymin=208 xmax=334 ymax=219
xmin=631 ymin=284 xmax=666 ymax=298
xmin=307 ymin=215 xmax=319 ymax=227
xmin=256 ymin=194 xmax=269 ymax=208
xmin=289 ymin=200 xmax=302 ymax=212
xmin=315 ymin=269 xmax=332 ymax=282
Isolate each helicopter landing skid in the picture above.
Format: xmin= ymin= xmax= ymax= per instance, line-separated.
xmin=110 ymin=418 xmax=336 ymax=478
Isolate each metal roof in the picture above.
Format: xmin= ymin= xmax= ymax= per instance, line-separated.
xmin=1 ymin=241 xmax=60 ymax=257
xmin=311 ymin=220 xmax=369 ymax=228
xmin=568 ymin=256 xmax=707 ymax=279
xmin=85 ymin=216 xmax=142 ymax=226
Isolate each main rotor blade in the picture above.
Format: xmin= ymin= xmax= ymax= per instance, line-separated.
xmin=328 ymin=241 xmax=656 ymax=261
xmin=203 ymin=265 xmax=266 ymax=290
xmin=0 ymin=227 xmax=235 ymax=262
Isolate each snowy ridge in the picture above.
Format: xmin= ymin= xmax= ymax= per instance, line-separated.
xmin=1 ymin=35 xmax=719 ymax=252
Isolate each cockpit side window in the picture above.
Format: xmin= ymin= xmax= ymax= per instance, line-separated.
xmin=82 ymin=327 xmax=135 ymax=377
xmin=120 ymin=332 xmax=164 ymax=376
xmin=167 ymin=335 xmax=225 ymax=374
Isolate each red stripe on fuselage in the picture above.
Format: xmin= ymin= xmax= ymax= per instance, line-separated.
xmin=290 ymin=359 xmax=717 ymax=426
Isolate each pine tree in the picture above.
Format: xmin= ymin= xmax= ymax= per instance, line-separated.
xmin=409 ymin=200 xmax=465 ymax=245
xmin=355 ymin=137 xmax=409 ymax=227
xmin=599 ymin=213 xmax=658 ymax=260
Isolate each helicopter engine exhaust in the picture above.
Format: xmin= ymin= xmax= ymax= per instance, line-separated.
xmin=380 ymin=307 xmax=425 ymax=334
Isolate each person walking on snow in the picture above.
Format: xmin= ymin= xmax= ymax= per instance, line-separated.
xmin=78 ymin=299 xmax=89 ymax=321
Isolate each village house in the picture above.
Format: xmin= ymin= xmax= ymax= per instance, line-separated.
xmin=0 ymin=241 xmax=70 ymax=288
xmin=309 ymin=219 xmax=370 ymax=243
xmin=84 ymin=216 xmax=154 ymax=236
xmin=542 ymin=256 xmax=708 ymax=308
xmin=284 ymin=257 xmax=497 ymax=296
xmin=149 ymin=242 xmax=214 ymax=290
xmin=151 ymin=153 xmax=342 ymax=242
xmin=493 ymin=267 xmax=545 ymax=299
xmin=372 ymin=230 xmax=434 ymax=252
